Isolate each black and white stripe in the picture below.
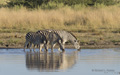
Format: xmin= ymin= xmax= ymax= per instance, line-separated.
xmin=24 ymin=32 xmax=47 ymax=51
xmin=46 ymin=29 xmax=80 ymax=50
xmin=24 ymin=29 xmax=80 ymax=52
xmin=36 ymin=30 xmax=64 ymax=51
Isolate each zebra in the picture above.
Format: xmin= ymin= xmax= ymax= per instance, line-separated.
xmin=46 ymin=29 xmax=80 ymax=50
xmin=36 ymin=30 xmax=65 ymax=51
xmin=24 ymin=32 xmax=47 ymax=52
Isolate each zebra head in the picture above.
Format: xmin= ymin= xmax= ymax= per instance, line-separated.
xmin=73 ymin=40 xmax=80 ymax=50
xmin=68 ymin=32 xmax=80 ymax=50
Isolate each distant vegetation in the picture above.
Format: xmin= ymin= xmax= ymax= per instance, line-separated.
xmin=5 ymin=0 xmax=120 ymax=9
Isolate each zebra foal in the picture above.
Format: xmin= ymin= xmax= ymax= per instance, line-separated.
xmin=24 ymin=32 xmax=47 ymax=52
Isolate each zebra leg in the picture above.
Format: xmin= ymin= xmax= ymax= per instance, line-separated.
xmin=51 ymin=42 xmax=56 ymax=52
xmin=38 ymin=45 xmax=40 ymax=52
xmin=33 ymin=44 xmax=36 ymax=51
xmin=44 ymin=43 xmax=48 ymax=52
xmin=53 ymin=43 xmax=56 ymax=50
xmin=62 ymin=42 xmax=65 ymax=49
xmin=58 ymin=40 xmax=65 ymax=51
xmin=46 ymin=45 xmax=49 ymax=50
xmin=39 ymin=44 xmax=44 ymax=52
xmin=44 ymin=40 xmax=48 ymax=51
xmin=29 ymin=43 xmax=32 ymax=51
xmin=51 ymin=43 xmax=54 ymax=52
xmin=24 ymin=41 xmax=29 ymax=51
xmin=58 ymin=41 xmax=65 ymax=52
xmin=46 ymin=42 xmax=49 ymax=50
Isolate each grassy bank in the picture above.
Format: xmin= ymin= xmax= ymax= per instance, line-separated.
xmin=0 ymin=5 xmax=120 ymax=32
xmin=0 ymin=4 xmax=120 ymax=48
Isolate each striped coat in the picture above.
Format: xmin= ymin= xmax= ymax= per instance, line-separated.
xmin=24 ymin=32 xmax=47 ymax=51
xmin=36 ymin=30 xmax=65 ymax=51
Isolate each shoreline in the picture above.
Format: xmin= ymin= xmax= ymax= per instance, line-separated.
xmin=0 ymin=44 xmax=120 ymax=49
xmin=0 ymin=32 xmax=120 ymax=50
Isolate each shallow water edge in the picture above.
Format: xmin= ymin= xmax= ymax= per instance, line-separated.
xmin=0 ymin=44 xmax=120 ymax=49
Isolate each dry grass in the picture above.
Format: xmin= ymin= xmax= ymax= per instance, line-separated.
xmin=0 ymin=5 xmax=120 ymax=33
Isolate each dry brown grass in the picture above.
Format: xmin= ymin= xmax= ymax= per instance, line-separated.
xmin=0 ymin=5 xmax=120 ymax=33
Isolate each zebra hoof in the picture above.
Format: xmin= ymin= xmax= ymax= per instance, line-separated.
xmin=45 ymin=50 xmax=48 ymax=53
xmin=62 ymin=49 xmax=65 ymax=52
xmin=77 ymin=48 xmax=81 ymax=51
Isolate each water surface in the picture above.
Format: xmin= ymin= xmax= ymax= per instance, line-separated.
xmin=0 ymin=48 xmax=120 ymax=75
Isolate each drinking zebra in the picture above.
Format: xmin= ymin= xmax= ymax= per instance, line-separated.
xmin=46 ymin=29 xmax=80 ymax=50
xmin=24 ymin=32 xmax=47 ymax=52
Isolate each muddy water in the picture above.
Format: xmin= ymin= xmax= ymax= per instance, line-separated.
xmin=0 ymin=48 xmax=120 ymax=75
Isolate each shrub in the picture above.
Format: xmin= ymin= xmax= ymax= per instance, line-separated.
xmin=7 ymin=0 xmax=46 ymax=8
xmin=7 ymin=0 xmax=118 ymax=8
xmin=40 ymin=1 xmax=64 ymax=9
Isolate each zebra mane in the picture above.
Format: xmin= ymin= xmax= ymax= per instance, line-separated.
xmin=67 ymin=31 xmax=77 ymax=40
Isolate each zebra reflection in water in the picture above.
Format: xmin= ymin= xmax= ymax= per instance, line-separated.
xmin=26 ymin=51 xmax=78 ymax=71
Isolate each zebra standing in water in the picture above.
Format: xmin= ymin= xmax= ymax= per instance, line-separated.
xmin=24 ymin=32 xmax=47 ymax=52
xmin=46 ymin=29 xmax=80 ymax=50
xmin=36 ymin=30 xmax=65 ymax=51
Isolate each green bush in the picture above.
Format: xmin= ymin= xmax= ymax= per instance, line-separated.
xmin=40 ymin=1 xmax=64 ymax=9
xmin=7 ymin=0 xmax=46 ymax=8
xmin=7 ymin=0 xmax=118 ymax=8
